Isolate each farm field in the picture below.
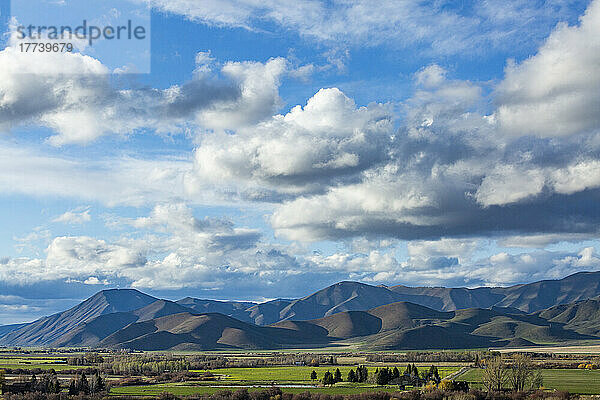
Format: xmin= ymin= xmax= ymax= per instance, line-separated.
xmin=0 ymin=357 xmax=81 ymax=371
xmin=199 ymin=366 xmax=460 ymax=382
xmin=110 ymin=383 xmax=404 ymax=397
xmin=460 ymin=368 xmax=600 ymax=394
xmin=495 ymin=345 xmax=600 ymax=354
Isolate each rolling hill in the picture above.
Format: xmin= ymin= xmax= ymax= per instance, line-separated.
xmin=3 ymin=271 xmax=600 ymax=349
xmin=0 ymin=289 xmax=158 ymax=346
xmin=91 ymin=299 xmax=600 ymax=351
xmin=50 ymin=299 xmax=195 ymax=347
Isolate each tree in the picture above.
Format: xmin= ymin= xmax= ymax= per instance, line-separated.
xmin=482 ymin=356 xmax=508 ymax=392
xmin=30 ymin=374 xmax=37 ymax=391
xmin=69 ymin=372 xmax=91 ymax=395
xmin=375 ymin=368 xmax=391 ymax=385
xmin=356 ymin=366 xmax=368 ymax=383
xmin=508 ymin=354 xmax=536 ymax=392
xmin=310 ymin=370 xmax=317 ymax=381
xmin=69 ymin=379 xmax=77 ymax=395
xmin=78 ymin=372 xmax=90 ymax=394
xmin=322 ymin=371 xmax=335 ymax=386
xmin=411 ymin=364 xmax=419 ymax=378
xmin=438 ymin=380 xmax=455 ymax=391
xmin=334 ymin=368 xmax=342 ymax=383
xmin=392 ymin=367 xmax=400 ymax=380
xmin=90 ymin=371 xmax=105 ymax=393
xmin=531 ymin=369 xmax=544 ymax=390
xmin=347 ymin=369 xmax=356 ymax=383
xmin=427 ymin=365 xmax=440 ymax=383
xmin=0 ymin=369 xmax=5 ymax=393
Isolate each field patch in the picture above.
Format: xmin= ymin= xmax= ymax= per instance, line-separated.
xmin=461 ymin=368 xmax=600 ymax=394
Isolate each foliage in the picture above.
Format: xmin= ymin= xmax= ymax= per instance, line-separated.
xmin=481 ymin=357 xmax=508 ymax=392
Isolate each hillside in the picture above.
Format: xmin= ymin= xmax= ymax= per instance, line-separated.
xmin=4 ymin=271 xmax=600 ymax=349
xmin=536 ymin=299 xmax=600 ymax=336
xmin=0 ymin=289 xmax=157 ymax=346
xmin=98 ymin=312 xmax=294 ymax=351
xmin=175 ymin=298 xmax=257 ymax=323
xmin=276 ymin=281 xmax=413 ymax=321
xmin=51 ymin=299 xmax=195 ymax=347
xmin=389 ymin=271 xmax=600 ymax=313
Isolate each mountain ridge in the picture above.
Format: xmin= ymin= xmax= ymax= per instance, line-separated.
xmin=3 ymin=271 xmax=600 ymax=349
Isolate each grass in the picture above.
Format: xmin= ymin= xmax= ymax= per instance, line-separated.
xmin=461 ymin=368 xmax=600 ymax=394
xmin=110 ymin=383 xmax=403 ymax=397
xmin=0 ymin=357 xmax=82 ymax=371
xmin=200 ymin=366 xmax=460 ymax=382
xmin=0 ymin=363 xmax=82 ymax=371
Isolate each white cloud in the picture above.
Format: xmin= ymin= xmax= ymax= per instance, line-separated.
xmin=83 ymin=276 xmax=109 ymax=285
xmin=495 ymin=0 xmax=600 ymax=137
xmin=0 ymin=39 xmax=285 ymax=144
xmin=475 ymin=165 xmax=546 ymax=206
xmin=193 ymin=87 xmax=393 ymax=198
xmin=407 ymin=238 xmax=478 ymax=260
xmin=0 ymin=143 xmax=198 ymax=206
xmin=140 ymin=0 xmax=581 ymax=56
xmin=498 ymin=233 xmax=596 ymax=248
xmin=52 ymin=207 xmax=92 ymax=224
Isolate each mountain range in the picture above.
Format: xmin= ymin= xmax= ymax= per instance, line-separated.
xmin=2 ymin=271 xmax=600 ymax=350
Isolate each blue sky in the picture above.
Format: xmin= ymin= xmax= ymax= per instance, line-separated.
xmin=0 ymin=0 xmax=599 ymax=324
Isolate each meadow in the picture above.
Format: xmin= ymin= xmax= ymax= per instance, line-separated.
xmin=200 ymin=366 xmax=460 ymax=382
xmin=110 ymin=383 xmax=404 ymax=397
xmin=0 ymin=356 xmax=81 ymax=371
xmin=460 ymin=368 xmax=600 ymax=394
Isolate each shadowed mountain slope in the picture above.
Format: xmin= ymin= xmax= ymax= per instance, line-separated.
xmin=1 ymin=289 xmax=157 ymax=346
xmin=98 ymin=312 xmax=300 ymax=351
xmin=4 ymin=271 xmax=600 ymax=349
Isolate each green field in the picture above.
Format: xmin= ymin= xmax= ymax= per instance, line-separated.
xmin=0 ymin=357 xmax=79 ymax=371
xmin=109 ymin=365 xmax=461 ymax=397
xmin=202 ymin=366 xmax=459 ymax=382
xmin=460 ymin=368 xmax=600 ymax=394
xmin=110 ymin=383 xmax=403 ymax=397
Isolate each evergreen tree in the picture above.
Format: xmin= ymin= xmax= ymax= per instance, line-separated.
xmin=347 ymin=369 xmax=356 ymax=383
xmin=376 ymin=368 xmax=391 ymax=385
xmin=322 ymin=371 xmax=335 ymax=386
xmin=404 ymin=364 xmax=412 ymax=376
xmin=392 ymin=367 xmax=400 ymax=380
xmin=90 ymin=372 xmax=105 ymax=393
xmin=356 ymin=365 xmax=368 ymax=383
xmin=30 ymin=374 xmax=37 ymax=391
xmin=69 ymin=379 xmax=77 ymax=395
xmin=334 ymin=368 xmax=342 ymax=383
xmin=310 ymin=370 xmax=317 ymax=381
xmin=412 ymin=364 xmax=419 ymax=377
xmin=77 ymin=372 xmax=90 ymax=394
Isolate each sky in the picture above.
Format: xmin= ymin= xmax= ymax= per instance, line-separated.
xmin=0 ymin=0 xmax=599 ymax=324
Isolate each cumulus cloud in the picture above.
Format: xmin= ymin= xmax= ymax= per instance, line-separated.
xmin=0 ymin=39 xmax=287 ymax=144
xmin=193 ymin=87 xmax=393 ymax=198
xmin=495 ymin=0 xmax=600 ymax=137
xmin=264 ymin=2 xmax=600 ymax=242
